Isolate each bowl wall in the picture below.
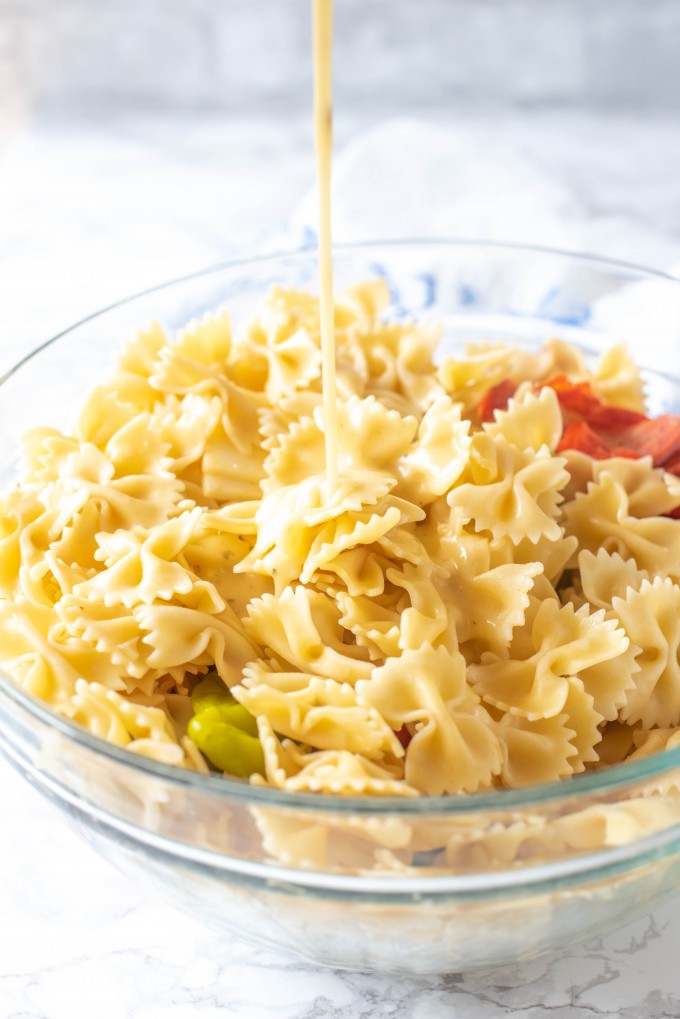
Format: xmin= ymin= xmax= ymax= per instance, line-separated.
xmin=2 ymin=241 xmax=680 ymax=973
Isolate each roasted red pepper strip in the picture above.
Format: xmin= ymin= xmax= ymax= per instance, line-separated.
xmin=609 ymin=446 xmax=645 ymax=459
xmin=540 ymin=374 xmax=680 ymax=469
xmin=478 ymin=379 xmax=518 ymax=423
xmin=663 ymin=451 xmax=680 ymax=476
xmin=611 ymin=416 xmax=680 ymax=467
xmin=538 ymin=374 xmax=646 ymax=431
xmin=486 ymin=371 xmax=680 ymax=487
xmin=589 ymin=404 xmax=647 ymax=431
xmin=395 ymin=726 xmax=412 ymax=750
xmin=557 ymin=422 xmax=619 ymax=459
xmin=661 ymin=450 xmax=680 ymax=517
xmin=538 ymin=374 xmax=602 ymax=420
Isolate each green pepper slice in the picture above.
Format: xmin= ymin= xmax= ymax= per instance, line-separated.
xmin=188 ymin=712 xmax=265 ymax=778
xmin=189 ymin=676 xmax=263 ymax=776
xmin=190 ymin=675 xmax=235 ymax=714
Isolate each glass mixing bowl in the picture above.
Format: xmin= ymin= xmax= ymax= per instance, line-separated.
xmin=2 ymin=240 xmax=680 ymax=975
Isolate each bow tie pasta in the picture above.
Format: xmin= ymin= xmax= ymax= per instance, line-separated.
xmin=2 ymin=279 xmax=680 ymax=801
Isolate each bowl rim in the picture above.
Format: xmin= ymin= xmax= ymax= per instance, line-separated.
xmin=4 ymin=235 xmax=680 ymax=390
xmin=3 ymin=668 xmax=680 ymax=815
xmin=2 ymin=236 xmax=680 ymax=817
xmin=11 ymin=730 xmax=680 ymax=896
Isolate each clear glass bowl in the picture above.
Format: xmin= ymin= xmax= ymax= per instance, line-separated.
xmin=2 ymin=240 xmax=680 ymax=976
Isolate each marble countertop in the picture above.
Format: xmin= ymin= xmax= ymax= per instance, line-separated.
xmin=2 ymin=108 xmax=680 ymax=1017
xmin=3 ymin=758 xmax=680 ymax=1019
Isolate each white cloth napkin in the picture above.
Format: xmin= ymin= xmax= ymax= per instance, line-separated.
xmin=294 ymin=118 xmax=584 ymax=249
xmin=292 ymin=118 xmax=680 ymax=374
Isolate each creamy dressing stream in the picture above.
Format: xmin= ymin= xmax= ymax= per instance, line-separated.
xmin=313 ymin=0 xmax=339 ymax=492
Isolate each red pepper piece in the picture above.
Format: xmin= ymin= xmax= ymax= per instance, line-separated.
xmin=660 ymin=449 xmax=680 ymax=518
xmin=589 ymin=404 xmax=647 ymax=432
xmin=613 ymin=416 xmax=680 ymax=467
xmin=542 ymin=373 xmax=680 ymax=469
xmin=662 ymin=451 xmax=680 ymax=476
xmin=538 ymin=374 xmax=602 ymax=419
xmin=608 ymin=446 xmax=644 ymax=459
xmin=395 ymin=726 xmax=412 ymax=750
xmin=478 ymin=379 xmax=518 ymax=423
xmin=539 ymin=374 xmax=646 ymax=431
xmin=557 ymin=421 xmax=614 ymax=459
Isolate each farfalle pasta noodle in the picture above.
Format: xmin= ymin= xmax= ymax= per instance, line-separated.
xmin=2 ymin=276 xmax=680 ymax=837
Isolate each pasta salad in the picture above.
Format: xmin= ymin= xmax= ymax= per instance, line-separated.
xmin=1 ymin=279 xmax=679 ymax=797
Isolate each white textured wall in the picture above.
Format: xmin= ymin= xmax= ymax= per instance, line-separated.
xmin=3 ymin=0 xmax=680 ymax=120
